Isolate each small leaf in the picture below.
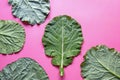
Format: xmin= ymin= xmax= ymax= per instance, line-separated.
xmin=9 ymin=0 xmax=50 ymax=25
xmin=81 ymin=45 xmax=120 ymax=80
xmin=42 ymin=15 xmax=83 ymax=76
xmin=0 ymin=58 xmax=49 ymax=80
xmin=0 ymin=20 xmax=25 ymax=54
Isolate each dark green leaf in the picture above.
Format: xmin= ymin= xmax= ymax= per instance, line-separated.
xmin=0 ymin=58 xmax=49 ymax=80
xmin=42 ymin=15 xmax=83 ymax=76
xmin=9 ymin=0 xmax=50 ymax=25
xmin=81 ymin=45 xmax=120 ymax=80
xmin=0 ymin=20 xmax=25 ymax=54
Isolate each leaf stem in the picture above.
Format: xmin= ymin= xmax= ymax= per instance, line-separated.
xmin=60 ymin=66 xmax=64 ymax=76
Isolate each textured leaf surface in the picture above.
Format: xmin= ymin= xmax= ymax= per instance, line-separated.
xmin=9 ymin=0 xmax=50 ymax=25
xmin=42 ymin=15 xmax=83 ymax=76
xmin=0 ymin=58 xmax=49 ymax=80
xmin=0 ymin=20 xmax=25 ymax=54
xmin=81 ymin=45 xmax=120 ymax=80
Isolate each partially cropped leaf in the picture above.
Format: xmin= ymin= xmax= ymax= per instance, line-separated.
xmin=0 ymin=20 xmax=25 ymax=54
xmin=9 ymin=0 xmax=50 ymax=25
xmin=81 ymin=45 xmax=120 ymax=80
xmin=0 ymin=58 xmax=49 ymax=80
xmin=42 ymin=15 xmax=83 ymax=76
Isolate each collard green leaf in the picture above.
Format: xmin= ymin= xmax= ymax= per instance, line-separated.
xmin=9 ymin=0 xmax=50 ymax=25
xmin=0 ymin=20 xmax=25 ymax=54
xmin=81 ymin=45 xmax=120 ymax=80
xmin=0 ymin=58 xmax=49 ymax=80
xmin=42 ymin=15 xmax=83 ymax=76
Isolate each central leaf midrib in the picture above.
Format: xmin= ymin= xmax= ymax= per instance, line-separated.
xmin=95 ymin=55 xmax=120 ymax=79
xmin=61 ymin=26 xmax=64 ymax=68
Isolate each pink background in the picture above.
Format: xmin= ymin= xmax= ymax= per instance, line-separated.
xmin=0 ymin=0 xmax=120 ymax=80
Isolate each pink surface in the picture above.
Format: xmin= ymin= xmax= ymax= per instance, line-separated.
xmin=0 ymin=0 xmax=120 ymax=80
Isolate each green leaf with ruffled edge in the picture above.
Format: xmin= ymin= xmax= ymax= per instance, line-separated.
xmin=42 ymin=15 xmax=83 ymax=76
xmin=0 ymin=58 xmax=49 ymax=80
xmin=81 ymin=45 xmax=120 ymax=80
xmin=0 ymin=20 xmax=25 ymax=54
xmin=9 ymin=0 xmax=50 ymax=25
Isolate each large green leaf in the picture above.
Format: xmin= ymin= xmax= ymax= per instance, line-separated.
xmin=9 ymin=0 xmax=50 ymax=25
xmin=42 ymin=15 xmax=83 ymax=76
xmin=0 ymin=58 xmax=49 ymax=80
xmin=81 ymin=45 xmax=120 ymax=80
xmin=0 ymin=20 xmax=25 ymax=54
